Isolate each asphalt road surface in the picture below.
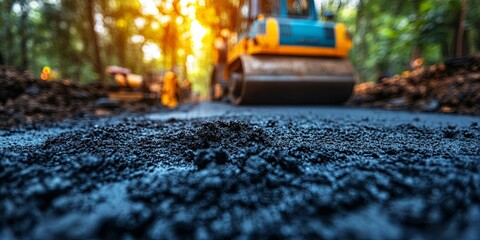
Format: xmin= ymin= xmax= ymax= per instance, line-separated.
xmin=1 ymin=103 xmax=480 ymax=239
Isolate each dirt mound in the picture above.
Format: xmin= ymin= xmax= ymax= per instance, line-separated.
xmin=348 ymin=54 xmax=480 ymax=115
xmin=0 ymin=66 xmax=163 ymax=129
xmin=0 ymin=66 xmax=106 ymax=129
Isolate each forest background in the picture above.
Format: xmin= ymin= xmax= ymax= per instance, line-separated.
xmin=0 ymin=0 xmax=478 ymax=95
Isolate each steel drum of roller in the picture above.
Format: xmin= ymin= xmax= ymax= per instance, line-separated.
xmin=228 ymin=55 xmax=355 ymax=105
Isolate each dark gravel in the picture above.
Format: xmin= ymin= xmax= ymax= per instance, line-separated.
xmin=1 ymin=104 xmax=480 ymax=239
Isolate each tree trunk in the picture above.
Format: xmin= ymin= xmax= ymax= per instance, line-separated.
xmin=409 ymin=0 xmax=423 ymax=67
xmin=478 ymin=30 xmax=480 ymax=51
xmin=462 ymin=29 xmax=470 ymax=55
xmin=0 ymin=1 xmax=4 ymax=65
xmin=441 ymin=38 xmax=449 ymax=58
xmin=5 ymin=27 xmax=12 ymax=66
xmin=87 ymin=0 xmax=105 ymax=84
xmin=19 ymin=3 xmax=29 ymax=71
xmin=354 ymin=0 xmax=363 ymax=36
xmin=335 ymin=1 xmax=344 ymax=21
xmin=3 ymin=0 xmax=14 ymax=66
xmin=456 ymin=0 xmax=468 ymax=57
xmin=355 ymin=0 xmax=367 ymax=62
xmin=118 ymin=31 xmax=127 ymax=67
xmin=183 ymin=58 xmax=188 ymax=81
xmin=380 ymin=1 xmax=405 ymax=77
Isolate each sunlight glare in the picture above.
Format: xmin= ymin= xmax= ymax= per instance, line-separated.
xmin=131 ymin=35 xmax=145 ymax=44
xmin=191 ymin=20 xmax=207 ymax=43
xmin=139 ymin=0 xmax=159 ymax=15
xmin=176 ymin=16 xmax=184 ymax=25
xmin=143 ymin=42 xmax=161 ymax=61
xmin=135 ymin=18 xmax=147 ymax=28
xmin=94 ymin=13 xmax=107 ymax=35
xmin=138 ymin=0 xmax=212 ymax=76
xmin=160 ymin=15 xmax=171 ymax=25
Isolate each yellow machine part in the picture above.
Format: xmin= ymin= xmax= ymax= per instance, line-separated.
xmin=225 ymin=17 xmax=355 ymax=105
xmin=227 ymin=18 xmax=352 ymax=78
xmin=108 ymin=91 xmax=144 ymax=102
xmin=114 ymin=74 xmax=144 ymax=89
xmin=161 ymin=71 xmax=180 ymax=108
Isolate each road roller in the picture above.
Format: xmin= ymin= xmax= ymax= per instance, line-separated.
xmin=211 ymin=0 xmax=355 ymax=105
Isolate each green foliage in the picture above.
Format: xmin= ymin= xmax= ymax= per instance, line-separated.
xmin=1 ymin=0 xmax=479 ymax=89
xmin=339 ymin=0 xmax=479 ymax=82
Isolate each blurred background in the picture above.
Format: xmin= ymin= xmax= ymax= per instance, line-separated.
xmin=0 ymin=0 xmax=478 ymax=96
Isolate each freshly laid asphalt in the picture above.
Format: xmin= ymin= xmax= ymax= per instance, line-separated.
xmin=1 ymin=103 xmax=479 ymax=239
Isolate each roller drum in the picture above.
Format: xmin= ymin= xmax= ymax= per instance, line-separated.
xmin=228 ymin=55 xmax=355 ymax=105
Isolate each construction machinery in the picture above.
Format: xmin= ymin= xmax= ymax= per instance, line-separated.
xmin=105 ymin=66 xmax=161 ymax=102
xmin=105 ymin=66 xmax=187 ymax=107
xmin=211 ymin=0 xmax=355 ymax=104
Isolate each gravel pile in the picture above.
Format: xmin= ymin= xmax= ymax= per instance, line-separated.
xmin=1 ymin=112 xmax=479 ymax=239
xmin=348 ymin=54 xmax=480 ymax=115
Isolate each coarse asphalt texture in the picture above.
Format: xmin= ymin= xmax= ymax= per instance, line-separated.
xmin=1 ymin=102 xmax=480 ymax=239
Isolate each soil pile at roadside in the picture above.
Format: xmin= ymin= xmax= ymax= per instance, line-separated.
xmin=0 ymin=66 xmax=106 ymax=129
xmin=348 ymin=54 xmax=480 ymax=115
xmin=0 ymin=66 xmax=161 ymax=129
